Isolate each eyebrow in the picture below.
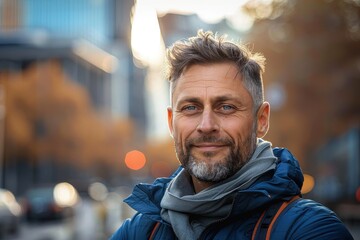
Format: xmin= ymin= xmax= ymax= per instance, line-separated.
xmin=176 ymin=97 xmax=201 ymax=107
xmin=176 ymin=94 xmax=240 ymax=107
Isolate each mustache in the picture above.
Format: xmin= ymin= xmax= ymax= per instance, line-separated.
xmin=186 ymin=135 xmax=234 ymax=147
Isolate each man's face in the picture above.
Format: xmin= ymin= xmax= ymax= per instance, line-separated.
xmin=168 ymin=63 xmax=266 ymax=183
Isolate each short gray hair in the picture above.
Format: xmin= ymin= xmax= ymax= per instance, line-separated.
xmin=166 ymin=30 xmax=266 ymax=112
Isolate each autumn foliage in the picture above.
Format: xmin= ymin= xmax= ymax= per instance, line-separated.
xmin=244 ymin=0 xmax=360 ymax=165
xmin=1 ymin=60 xmax=134 ymax=170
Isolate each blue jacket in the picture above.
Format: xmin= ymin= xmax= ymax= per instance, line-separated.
xmin=110 ymin=148 xmax=353 ymax=239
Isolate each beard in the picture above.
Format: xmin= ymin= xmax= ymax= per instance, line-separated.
xmin=175 ymin=126 xmax=257 ymax=183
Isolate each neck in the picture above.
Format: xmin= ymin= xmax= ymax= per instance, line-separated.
xmin=191 ymin=176 xmax=215 ymax=193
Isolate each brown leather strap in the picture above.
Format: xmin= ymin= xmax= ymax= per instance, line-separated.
xmin=149 ymin=222 xmax=160 ymax=240
xmin=265 ymin=195 xmax=300 ymax=240
xmin=252 ymin=210 xmax=267 ymax=240
xmin=252 ymin=195 xmax=301 ymax=240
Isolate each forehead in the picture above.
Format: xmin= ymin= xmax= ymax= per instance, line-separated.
xmin=172 ymin=63 xmax=248 ymax=101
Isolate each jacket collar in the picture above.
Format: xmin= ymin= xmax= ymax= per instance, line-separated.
xmin=124 ymin=148 xmax=303 ymax=220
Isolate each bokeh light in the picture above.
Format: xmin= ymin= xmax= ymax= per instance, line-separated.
xmin=356 ymin=187 xmax=360 ymax=202
xmin=125 ymin=150 xmax=147 ymax=170
xmin=53 ymin=182 xmax=79 ymax=207
xmin=88 ymin=182 xmax=108 ymax=201
xmin=301 ymin=174 xmax=315 ymax=194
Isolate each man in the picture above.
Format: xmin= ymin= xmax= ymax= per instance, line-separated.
xmin=110 ymin=30 xmax=353 ymax=239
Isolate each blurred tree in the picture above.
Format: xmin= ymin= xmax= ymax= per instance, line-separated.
xmin=244 ymin=0 xmax=360 ymax=167
xmin=1 ymin=60 xmax=135 ymax=178
xmin=145 ymin=138 xmax=179 ymax=178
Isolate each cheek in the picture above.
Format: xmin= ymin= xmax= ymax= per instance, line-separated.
xmin=173 ymin=118 xmax=197 ymax=142
xmin=222 ymin=117 xmax=254 ymax=141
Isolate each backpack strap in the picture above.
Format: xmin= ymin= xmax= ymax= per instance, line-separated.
xmin=252 ymin=195 xmax=300 ymax=240
xmin=149 ymin=222 xmax=160 ymax=240
xmin=265 ymin=195 xmax=300 ymax=239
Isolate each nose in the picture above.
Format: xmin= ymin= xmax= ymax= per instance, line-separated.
xmin=196 ymin=109 xmax=219 ymax=134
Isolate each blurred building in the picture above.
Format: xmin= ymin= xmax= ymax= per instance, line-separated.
xmin=308 ymin=127 xmax=360 ymax=228
xmin=0 ymin=0 xmax=148 ymax=195
xmin=0 ymin=0 xmax=139 ymax=118
xmin=310 ymin=128 xmax=359 ymax=203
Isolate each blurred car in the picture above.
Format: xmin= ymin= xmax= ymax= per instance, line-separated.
xmin=0 ymin=188 xmax=22 ymax=235
xmin=24 ymin=182 xmax=79 ymax=221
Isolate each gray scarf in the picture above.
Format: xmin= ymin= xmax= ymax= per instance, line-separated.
xmin=160 ymin=139 xmax=277 ymax=240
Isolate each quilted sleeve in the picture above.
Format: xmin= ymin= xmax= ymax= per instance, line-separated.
xmin=272 ymin=199 xmax=354 ymax=240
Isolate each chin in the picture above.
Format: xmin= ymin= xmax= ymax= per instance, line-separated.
xmin=187 ymin=159 xmax=233 ymax=183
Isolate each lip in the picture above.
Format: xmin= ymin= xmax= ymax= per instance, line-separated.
xmin=192 ymin=143 xmax=227 ymax=151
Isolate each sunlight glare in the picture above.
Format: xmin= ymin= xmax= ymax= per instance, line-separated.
xmin=226 ymin=9 xmax=254 ymax=32
xmin=131 ymin=0 xmax=165 ymax=68
xmin=152 ymin=0 xmax=248 ymax=24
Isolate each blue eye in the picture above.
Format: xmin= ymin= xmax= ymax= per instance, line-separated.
xmin=183 ymin=105 xmax=197 ymax=111
xmin=222 ymin=105 xmax=233 ymax=110
xmin=218 ymin=104 xmax=237 ymax=114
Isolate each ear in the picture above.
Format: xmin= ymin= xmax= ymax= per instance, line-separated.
xmin=167 ymin=106 xmax=174 ymax=138
xmin=256 ymin=102 xmax=270 ymax=138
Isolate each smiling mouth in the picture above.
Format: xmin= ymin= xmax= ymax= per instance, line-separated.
xmin=192 ymin=144 xmax=228 ymax=151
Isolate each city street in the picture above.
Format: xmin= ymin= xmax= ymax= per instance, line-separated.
xmin=6 ymin=198 xmax=113 ymax=240
xmin=7 ymin=220 xmax=76 ymax=240
xmin=2 ymin=197 xmax=360 ymax=240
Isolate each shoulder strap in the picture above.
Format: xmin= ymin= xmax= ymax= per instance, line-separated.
xmin=252 ymin=195 xmax=300 ymax=240
xmin=265 ymin=195 xmax=300 ymax=239
xmin=149 ymin=222 xmax=160 ymax=240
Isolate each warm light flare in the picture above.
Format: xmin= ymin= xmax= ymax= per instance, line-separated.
xmin=0 ymin=189 xmax=22 ymax=216
xmin=301 ymin=174 xmax=315 ymax=194
xmin=125 ymin=150 xmax=147 ymax=170
xmin=53 ymin=182 xmax=79 ymax=207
